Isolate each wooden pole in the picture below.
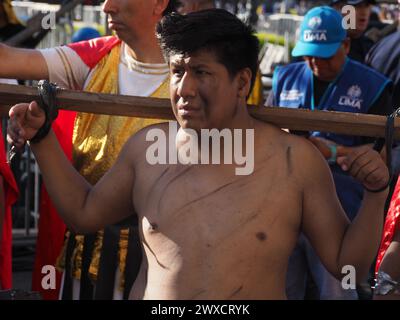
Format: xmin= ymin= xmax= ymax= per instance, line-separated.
xmin=0 ymin=83 xmax=399 ymax=139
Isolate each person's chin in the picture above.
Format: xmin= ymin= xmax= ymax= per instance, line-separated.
xmin=108 ymin=25 xmax=126 ymax=39
xmin=177 ymin=117 xmax=203 ymax=132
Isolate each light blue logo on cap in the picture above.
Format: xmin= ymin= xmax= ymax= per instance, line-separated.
xmin=292 ymin=6 xmax=347 ymax=58
xmin=308 ymin=16 xmax=322 ymax=29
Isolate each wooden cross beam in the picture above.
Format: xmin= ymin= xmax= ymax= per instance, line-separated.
xmin=0 ymin=83 xmax=399 ymax=139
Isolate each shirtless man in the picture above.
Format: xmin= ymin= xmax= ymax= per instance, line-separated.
xmin=7 ymin=9 xmax=390 ymax=299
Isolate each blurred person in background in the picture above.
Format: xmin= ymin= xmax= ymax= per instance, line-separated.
xmin=330 ymin=0 xmax=376 ymax=63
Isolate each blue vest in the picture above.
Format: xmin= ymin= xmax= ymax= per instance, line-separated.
xmin=273 ymin=59 xmax=391 ymax=220
xmin=273 ymin=58 xmax=391 ymax=146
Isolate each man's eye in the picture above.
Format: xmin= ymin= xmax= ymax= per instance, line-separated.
xmin=196 ymin=70 xmax=209 ymax=76
xmin=172 ymin=69 xmax=184 ymax=76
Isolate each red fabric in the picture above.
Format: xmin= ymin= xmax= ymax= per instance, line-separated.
xmin=375 ymin=177 xmax=400 ymax=274
xmin=67 ymin=36 xmax=121 ymax=69
xmin=31 ymin=111 xmax=75 ymax=299
xmin=0 ymin=124 xmax=19 ymax=289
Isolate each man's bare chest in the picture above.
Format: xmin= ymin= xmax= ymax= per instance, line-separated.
xmin=133 ymin=162 xmax=301 ymax=249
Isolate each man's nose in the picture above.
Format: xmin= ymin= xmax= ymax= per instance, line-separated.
xmin=177 ymin=73 xmax=196 ymax=98
xmin=103 ymin=0 xmax=118 ymax=14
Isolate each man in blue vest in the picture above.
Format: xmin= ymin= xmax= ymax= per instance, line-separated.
xmin=267 ymin=6 xmax=393 ymax=299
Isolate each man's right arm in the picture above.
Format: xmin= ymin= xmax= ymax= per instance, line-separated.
xmin=0 ymin=43 xmax=49 ymax=80
xmin=8 ymin=102 xmax=137 ymax=233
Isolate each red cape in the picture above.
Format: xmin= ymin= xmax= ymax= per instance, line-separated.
xmin=375 ymin=177 xmax=400 ymax=274
xmin=31 ymin=36 xmax=121 ymax=299
xmin=0 ymin=124 xmax=19 ymax=289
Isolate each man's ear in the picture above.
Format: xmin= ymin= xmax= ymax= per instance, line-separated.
xmin=153 ymin=0 xmax=169 ymax=16
xmin=236 ymin=68 xmax=252 ymax=99
xmin=343 ymin=37 xmax=351 ymax=55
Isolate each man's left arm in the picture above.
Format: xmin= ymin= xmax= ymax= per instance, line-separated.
xmin=300 ymin=142 xmax=389 ymax=281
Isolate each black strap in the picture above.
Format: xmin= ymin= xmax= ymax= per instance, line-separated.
xmin=94 ymin=227 xmax=119 ymax=300
xmin=79 ymin=233 xmax=96 ymax=300
xmin=123 ymin=215 xmax=142 ymax=299
xmin=366 ymin=107 xmax=400 ymax=193
xmin=30 ymin=80 xmax=59 ymax=144
xmin=61 ymin=231 xmax=76 ymax=300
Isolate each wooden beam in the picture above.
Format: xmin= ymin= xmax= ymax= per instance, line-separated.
xmin=0 ymin=83 xmax=399 ymax=139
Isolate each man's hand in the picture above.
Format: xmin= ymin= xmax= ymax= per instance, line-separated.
xmin=336 ymin=144 xmax=389 ymax=192
xmin=7 ymin=101 xmax=45 ymax=149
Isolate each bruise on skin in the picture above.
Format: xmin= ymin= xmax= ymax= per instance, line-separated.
xmin=142 ymin=239 xmax=168 ymax=269
xmin=171 ymin=179 xmax=238 ymax=218
xmin=147 ymin=167 xmax=170 ymax=199
xmin=242 ymin=211 xmax=259 ymax=226
xmin=256 ymin=232 xmax=267 ymax=241
xmin=157 ymin=165 xmax=193 ymax=215
xmin=286 ymin=146 xmax=292 ymax=176
xmin=228 ymin=285 xmax=243 ymax=299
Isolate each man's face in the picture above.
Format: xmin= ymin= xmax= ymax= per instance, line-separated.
xmin=102 ymin=0 xmax=162 ymax=41
xmin=303 ymin=41 xmax=349 ymax=81
xmin=353 ymin=1 xmax=372 ymax=36
xmin=169 ymin=49 xmax=243 ymax=131
xmin=333 ymin=1 xmax=372 ymax=37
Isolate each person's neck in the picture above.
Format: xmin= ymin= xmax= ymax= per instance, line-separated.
xmin=229 ymin=110 xmax=255 ymax=130
xmin=124 ymin=36 xmax=165 ymax=64
xmin=177 ymin=112 xmax=255 ymax=167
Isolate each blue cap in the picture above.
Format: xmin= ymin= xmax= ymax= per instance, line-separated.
xmin=292 ymin=6 xmax=346 ymax=58
xmin=72 ymin=27 xmax=101 ymax=43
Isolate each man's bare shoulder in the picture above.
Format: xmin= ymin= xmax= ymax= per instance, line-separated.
xmin=254 ymin=120 xmax=331 ymax=179
xmin=121 ymin=122 xmax=171 ymax=162
xmin=254 ymin=120 xmax=313 ymax=151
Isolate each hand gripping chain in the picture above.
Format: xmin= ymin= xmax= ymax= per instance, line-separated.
xmin=8 ymin=80 xmax=59 ymax=163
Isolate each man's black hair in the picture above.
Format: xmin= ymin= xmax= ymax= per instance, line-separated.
xmin=163 ymin=0 xmax=180 ymax=16
xmin=156 ymin=9 xmax=259 ymax=93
